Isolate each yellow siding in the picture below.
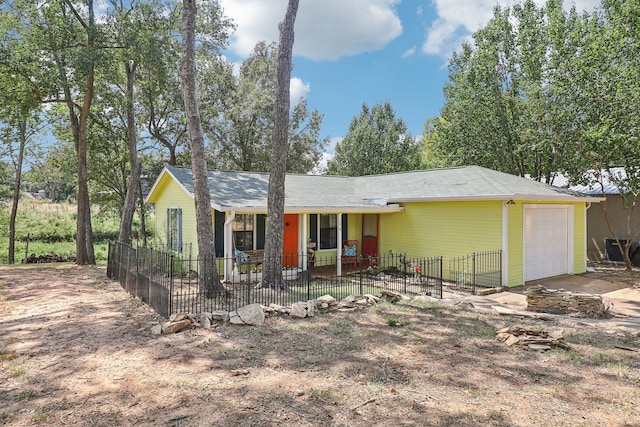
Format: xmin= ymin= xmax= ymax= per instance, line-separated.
xmin=347 ymin=214 xmax=362 ymax=243
xmin=152 ymin=177 xmax=198 ymax=257
xmin=379 ymin=200 xmax=588 ymax=288
xmin=379 ymin=200 xmax=503 ymax=260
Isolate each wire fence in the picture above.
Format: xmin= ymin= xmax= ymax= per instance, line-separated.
xmin=107 ymin=242 xmax=444 ymax=318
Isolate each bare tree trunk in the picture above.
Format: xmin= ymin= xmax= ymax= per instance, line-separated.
xmin=118 ymin=62 xmax=140 ymax=246
xmin=61 ymin=0 xmax=96 ymax=265
xmin=8 ymin=116 xmax=26 ymax=264
xmin=181 ymin=0 xmax=224 ymax=297
xmin=263 ymin=0 xmax=299 ymax=289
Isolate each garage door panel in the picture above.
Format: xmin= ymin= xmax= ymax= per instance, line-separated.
xmin=524 ymin=207 xmax=570 ymax=281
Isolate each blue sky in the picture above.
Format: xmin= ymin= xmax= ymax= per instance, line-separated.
xmin=220 ymin=0 xmax=601 ymax=156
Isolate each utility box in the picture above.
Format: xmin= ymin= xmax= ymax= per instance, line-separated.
xmin=605 ymin=238 xmax=628 ymax=262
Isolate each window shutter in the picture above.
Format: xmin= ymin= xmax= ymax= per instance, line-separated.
xmin=214 ymin=210 xmax=225 ymax=257
xmin=310 ymin=214 xmax=317 ymax=245
xmin=342 ymin=214 xmax=348 ymax=239
xmin=257 ymin=214 xmax=266 ymax=249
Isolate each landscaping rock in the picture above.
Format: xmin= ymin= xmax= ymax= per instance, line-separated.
xmin=526 ymin=285 xmax=607 ymax=318
xmin=379 ymin=290 xmax=402 ymax=303
xmin=169 ymin=313 xmax=188 ymax=322
xmin=317 ymin=294 xmax=337 ymax=306
xmin=290 ymin=302 xmax=307 ymax=319
xmin=162 ymin=319 xmax=192 ymax=334
xmin=496 ymin=325 xmax=570 ymax=350
xmin=236 ymin=303 xmax=265 ymax=326
xmin=211 ymin=310 xmax=229 ymax=322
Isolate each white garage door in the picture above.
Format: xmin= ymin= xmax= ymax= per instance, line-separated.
xmin=523 ymin=206 xmax=573 ymax=281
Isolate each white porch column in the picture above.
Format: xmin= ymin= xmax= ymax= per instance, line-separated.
xmin=223 ymin=211 xmax=236 ymax=280
xmin=337 ymin=213 xmax=343 ymax=276
xmin=302 ymin=214 xmax=308 ymax=271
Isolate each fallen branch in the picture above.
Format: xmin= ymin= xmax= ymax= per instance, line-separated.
xmin=614 ymin=345 xmax=639 ymax=352
xmin=350 ymin=398 xmax=377 ymax=412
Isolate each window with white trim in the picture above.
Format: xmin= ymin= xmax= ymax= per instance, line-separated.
xmin=167 ymin=207 xmax=182 ymax=252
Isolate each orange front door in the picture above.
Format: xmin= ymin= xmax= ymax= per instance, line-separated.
xmin=282 ymin=214 xmax=299 ymax=267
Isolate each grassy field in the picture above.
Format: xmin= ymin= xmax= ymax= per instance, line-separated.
xmin=0 ymin=200 xmax=150 ymax=265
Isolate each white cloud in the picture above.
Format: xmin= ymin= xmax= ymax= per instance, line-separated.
xmin=289 ymin=77 xmax=310 ymax=106
xmin=422 ymin=0 xmax=602 ymax=57
xmin=219 ymin=0 xmax=403 ymax=61
xmin=402 ymin=46 xmax=417 ymax=59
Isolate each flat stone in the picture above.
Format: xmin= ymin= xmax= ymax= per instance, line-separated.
xmin=236 ymin=303 xmax=265 ymax=326
xmin=151 ymin=324 xmax=163 ymax=335
xmin=343 ymin=294 xmax=365 ymax=303
xmin=169 ymin=313 xmax=188 ymax=322
xmin=317 ymin=294 xmax=337 ymax=305
xmin=162 ymin=319 xmax=192 ymax=334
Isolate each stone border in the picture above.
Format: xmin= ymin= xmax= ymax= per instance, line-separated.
xmin=151 ymin=290 xmax=407 ymax=334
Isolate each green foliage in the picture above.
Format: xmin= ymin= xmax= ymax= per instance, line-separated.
xmin=207 ymin=41 xmax=327 ymax=173
xmin=0 ymin=201 xmax=151 ymax=264
xmin=327 ymin=101 xmax=423 ymax=176
xmin=385 ymin=315 xmax=406 ymax=327
xmin=434 ymin=0 xmax=585 ymax=181
xmin=0 ymin=162 xmax=12 ymax=201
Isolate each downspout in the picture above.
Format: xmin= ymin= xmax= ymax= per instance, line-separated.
xmin=585 ymin=202 xmax=591 ymax=270
xmin=224 ymin=211 xmax=236 ymax=280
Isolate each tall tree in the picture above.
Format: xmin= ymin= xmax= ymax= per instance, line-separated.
xmin=1 ymin=0 xmax=104 ymax=264
xmin=0 ymin=108 xmax=42 ymax=264
xmin=206 ymin=41 xmax=326 ymax=173
xmin=563 ymin=0 xmax=640 ymax=270
xmin=0 ymin=9 xmax=43 ymax=264
xmin=262 ymin=0 xmax=299 ymax=289
xmin=104 ymin=0 xmax=174 ymax=245
xmin=180 ymin=0 xmax=224 ymax=297
xmin=327 ymin=101 xmax=423 ymax=176
xmin=434 ymin=0 xmax=578 ymax=182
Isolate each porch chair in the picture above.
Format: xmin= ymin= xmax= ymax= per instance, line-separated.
xmin=342 ymin=239 xmax=359 ymax=268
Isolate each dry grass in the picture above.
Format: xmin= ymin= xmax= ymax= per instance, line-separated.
xmin=0 ymin=264 xmax=639 ymax=426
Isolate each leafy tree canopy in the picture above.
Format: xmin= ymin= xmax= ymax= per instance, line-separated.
xmin=327 ymin=101 xmax=423 ymax=176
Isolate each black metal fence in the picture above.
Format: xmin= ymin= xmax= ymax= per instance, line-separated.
xmin=447 ymin=250 xmax=502 ymax=293
xmin=107 ymin=242 xmax=443 ymax=318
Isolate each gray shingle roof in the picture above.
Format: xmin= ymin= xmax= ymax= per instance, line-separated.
xmin=159 ymin=165 xmax=600 ymax=213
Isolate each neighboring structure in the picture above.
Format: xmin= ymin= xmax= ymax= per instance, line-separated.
xmin=570 ymin=176 xmax=640 ymax=263
xmin=541 ymin=170 xmax=639 ymax=263
xmin=145 ymin=165 xmax=602 ymax=287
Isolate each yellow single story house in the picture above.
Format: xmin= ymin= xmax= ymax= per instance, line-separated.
xmin=145 ymin=165 xmax=603 ymax=287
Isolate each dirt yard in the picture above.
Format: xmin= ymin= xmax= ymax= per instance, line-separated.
xmin=1 ymin=264 xmax=639 ymax=427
